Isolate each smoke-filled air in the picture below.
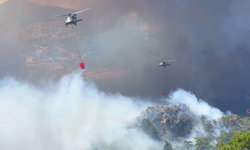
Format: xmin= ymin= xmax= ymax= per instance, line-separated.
xmin=0 ymin=71 xmax=230 ymax=150
xmin=1 ymin=0 xmax=250 ymax=149
xmin=0 ymin=72 xmax=163 ymax=150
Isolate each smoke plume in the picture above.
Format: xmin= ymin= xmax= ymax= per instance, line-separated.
xmin=0 ymin=71 xmax=164 ymax=150
xmin=167 ymin=89 xmax=224 ymax=120
xmin=0 ymin=71 xmax=239 ymax=149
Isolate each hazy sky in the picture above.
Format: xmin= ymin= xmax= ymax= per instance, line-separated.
xmin=1 ymin=0 xmax=250 ymax=115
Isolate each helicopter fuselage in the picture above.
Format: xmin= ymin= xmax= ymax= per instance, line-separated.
xmin=65 ymin=16 xmax=83 ymax=27
xmin=159 ymin=62 xmax=171 ymax=67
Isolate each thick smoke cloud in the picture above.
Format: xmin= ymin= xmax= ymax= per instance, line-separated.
xmin=2 ymin=0 xmax=250 ymax=115
xmin=0 ymin=72 xmax=164 ymax=150
xmin=165 ymin=89 xmax=228 ymax=149
xmin=167 ymin=89 xmax=224 ymax=120
xmin=0 ymin=72 xmax=235 ymax=149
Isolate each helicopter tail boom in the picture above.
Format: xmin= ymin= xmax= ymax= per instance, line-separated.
xmin=76 ymin=19 xmax=83 ymax=22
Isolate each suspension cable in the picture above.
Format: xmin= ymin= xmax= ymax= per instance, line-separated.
xmin=71 ymin=25 xmax=81 ymax=61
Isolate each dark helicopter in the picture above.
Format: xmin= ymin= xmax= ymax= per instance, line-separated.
xmin=54 ymin=8 xmax=90 ymax=27
xmin=150 ymin=58 xmax=176 ymax=68
xmin=157 ymin=58 xmax=176 ymax=67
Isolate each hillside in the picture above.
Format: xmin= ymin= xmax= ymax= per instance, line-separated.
xmin=0 ymin=0 xmax=75 ymax=28
xmin=0 ymin=0 xmax=101 ymax=73
xmin=134 ymin=104 xmax=194 ymax=140
xmin=131 ymin=102 xmax=250 ymax=150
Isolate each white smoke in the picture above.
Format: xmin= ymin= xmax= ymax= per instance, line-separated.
xmin=167 ymin=89 xmax=224 ymax=120
xmin=226 ymin=110 xmax=232 ymax=115
xmin=166 ymin=89 xmax=226 ymax=145
xmin=0 ymin=72 xmax=231 ymax=150
xmin=0 ymin=72 xmax=163 ymax=150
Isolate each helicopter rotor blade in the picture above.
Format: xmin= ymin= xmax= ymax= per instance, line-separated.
xmin=72 ymin=8 xmax=91 ymax=15
xmin=58 ymin=14 xmax=71 ymax=17
xmin=49 ymin=8 xmax=90 ymax=19
xmin=149 ymin=58 xmax=161 ymax=61
xmin=164 ymin=60 xmax=176 ymax=62
xmin=156 ymin=58 xmax=176 ymax=62
xmin=156 ymin=58 xmax=164 ymax=61
xmin=50 ymin=13 xmax=71 ymax=19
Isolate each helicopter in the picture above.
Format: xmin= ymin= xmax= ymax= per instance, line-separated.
xmin=54 ymin=8 xmax=90 ymax=27
xmin=157 ymin=58 xmax=176 ymax=67
xmin=150 ymin=58 xmax=176 ymax=68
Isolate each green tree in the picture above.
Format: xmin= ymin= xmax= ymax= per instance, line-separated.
xmin=203 ymin=120 xmax=214 ymax=134
xmin=183 ymin=140 xmax=193 ymax=149
xmin=230 ymin=131 xmax=250 ymax=149
xmin=201 ymin=115 xmax=207 ymax=125
xmin=218 ymin=142 xmax=238 ymax=150
xmin=212 ymin=119 xmax=217 ymax=125
xmin=194 ymin=137 xmax=213 ymax=150
xmin=140 ymin=119 xmax=160 ymax=140
xmin=212 ymin=143 xmax=219 ymax=150
xmin=221 ymin=114 xmax=243 ymax=127
xmin=215 ymin=130 xmax=238 ymax=144
xmin=174 ymin=146 xmax=182 ymax=150
xmin=148 ymin=126 xmax=159 ymax=140
xmin=218 ymin=131 xmax=250 ymax=150
xmin=163 ymin=140 xmax=173 ymax=150
xmin=175 ymin=137 xmax=183 ymax=142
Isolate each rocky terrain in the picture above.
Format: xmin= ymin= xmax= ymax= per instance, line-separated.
xmin=128 ymin=100 xmax=250 ymax=149
xmin=133 ymin=103 xmax=195 ymax=140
